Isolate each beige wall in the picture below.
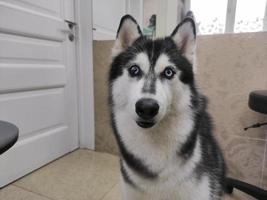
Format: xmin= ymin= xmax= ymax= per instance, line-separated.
xmin=93 ymin=32 xmax=267 ymax=190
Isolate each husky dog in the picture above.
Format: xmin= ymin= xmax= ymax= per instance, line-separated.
xmin=108 ymin=13 xmax=226 ymax=200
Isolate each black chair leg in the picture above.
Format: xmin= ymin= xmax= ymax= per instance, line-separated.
xmin=225 ymin=177 xmax=267 ymax=200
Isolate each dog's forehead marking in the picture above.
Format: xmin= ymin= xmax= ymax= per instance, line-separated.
xmin=142 ymin=72 xmax=156 ymax=94
xmin=154 ymin=54 xmax=174 ymax=74
xmin=131 ymin=52 xmax=150 ymax=73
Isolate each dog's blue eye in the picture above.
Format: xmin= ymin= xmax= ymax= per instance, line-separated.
xmin=163 ymin=67 xmax=175 ymax=79
xmin=128 ymin=65 xmax=141 ymax=77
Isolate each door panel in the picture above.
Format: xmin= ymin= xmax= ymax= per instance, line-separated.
xmin=0 ymin=126 xmax=69 ymax=185
xmin=1 ymin=0 xmax=62 ymax=17
xmin=0 ymin=33 xmax=63 ymax=63
xmin=0 ymin=2 xmax=66 ymax=41
xmin=0 ymin=64 xmax=66 ymax=92
xmin=92 ymin=0 xmax=126 ymax=40
xmin=92 ymin=0 xmax=143 ymax=40
xmin=0 ymin=89 xmax=65 ymax=138
xmin=0 ymin=0 xmax=78 ymax=187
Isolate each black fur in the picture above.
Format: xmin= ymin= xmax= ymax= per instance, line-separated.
xmin=179 ymin=95 xmax=226 ymax=196
xmin=108 ymin=15 xmax=226 ymax=198
xmin=195 ymin=102 xmax=226 ymax=196
xmin=110 ymin=37 xmax=195 ymax=85
xmin=120 ymin=159 xmax=139 ymax=189
xmin=108 ymin=36 xmax=197 ymax=180
xmin=109 ymin=113 xmax=158 ymax=179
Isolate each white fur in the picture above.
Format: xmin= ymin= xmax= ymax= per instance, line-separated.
xmin=111 ymin=51 xmax=215 ymax=200
xmin=154 ymin=54 xmax=176 ymax=74
xmin=131 ymin=52 xmax=150 ymax=73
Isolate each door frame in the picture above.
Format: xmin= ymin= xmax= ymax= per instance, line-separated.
xmin=74 ymin=0 xmax=95 ymax=150
xmin=92 ymin=0 xmax=144 ymax=40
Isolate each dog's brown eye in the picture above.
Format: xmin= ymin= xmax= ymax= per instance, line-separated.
xmin=128 ymin=65 xmax=141 ymax=77
xmin=163 ymin=67 xmax=175 ymax=79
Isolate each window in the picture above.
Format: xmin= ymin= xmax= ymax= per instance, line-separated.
xmin=190 ymin=0 xmax=267 ymax=35
xmin=234 ymin=0 xmax=266 ymax=33
xmin=191 ymin=0 xmax=228 ymax=34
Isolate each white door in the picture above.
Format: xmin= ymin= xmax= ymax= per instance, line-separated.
xmin=92 ymin=0 xmax=143 ymax=40
xmin=0 ymin=0 xmax=79 ymax=187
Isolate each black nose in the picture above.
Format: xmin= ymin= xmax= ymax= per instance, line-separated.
xmin=135 ymin=98 xmax=159 ymax=120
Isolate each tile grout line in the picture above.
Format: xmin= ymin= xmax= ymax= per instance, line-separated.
xmin=99 ymin=182 xmax=119 ymax=200
xmin=11 ymin=184 xmax=57 ymax=200
xmin=232 ymin=134 xmax=267 ymax=142
xmin=259 ymin=140 xmax=267 ymax=187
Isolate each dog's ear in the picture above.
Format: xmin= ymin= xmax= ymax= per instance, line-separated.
xmin=112 ymin=15 xmax=142 ymax=57
xmin=171 ymin=14 xmax=196 ymax=66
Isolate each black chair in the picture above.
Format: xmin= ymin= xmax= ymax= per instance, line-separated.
xmin=225 ymin=90 xmax=267 ymax=200
xmin=0 ymin=121 xmax=19 ymax=155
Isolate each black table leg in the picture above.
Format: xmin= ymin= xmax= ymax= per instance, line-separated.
xmin=225 ymin=177 xmax=267 ymax=200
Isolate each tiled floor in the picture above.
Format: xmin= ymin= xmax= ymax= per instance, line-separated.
xmin=0 ymin=150 xmax=256 ymax=200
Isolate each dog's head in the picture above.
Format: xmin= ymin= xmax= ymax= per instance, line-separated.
xmin=109 ymin=14 xmax=197 ymax=129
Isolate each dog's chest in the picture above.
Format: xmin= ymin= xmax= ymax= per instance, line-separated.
xmin=115 ymin=110 xmax=194 ymax=172
xmin=123 ymin=174 xmax=211 ymax=200
xmin=122 ymin=137 xmax=206 ymax=199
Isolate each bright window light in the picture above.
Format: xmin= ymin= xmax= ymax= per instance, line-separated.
xmin=234 ymin=0 xmax=266 ymax=33
xmin=191 ymin=0 xmax=228 ymax=34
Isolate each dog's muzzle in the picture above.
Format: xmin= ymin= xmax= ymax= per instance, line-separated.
xmin=135 ymin=98 xmax=159 ymax=128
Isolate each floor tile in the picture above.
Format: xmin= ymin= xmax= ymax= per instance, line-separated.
xmin=260 ymin=141 xmax=267 ymax=189
xmin=224 ymin=190 xmax=256 ymax=200
xmin=0 ymin=185 xmax=50 ymax=200
xmin=101 ymin=183 xmax=121 ymax=200
xmin=222 ymin=136 xmax=265 ymax=186
xmin=13 ymin=150 xmax=120 ymax=200
xmin=101 ymin=183 xmax=252 ymax=200
xmin=2 ymin=149 xmax=257 ymax=200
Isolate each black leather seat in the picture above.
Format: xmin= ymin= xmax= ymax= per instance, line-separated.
xmin=249 ymin=90 xmax=267 ymax=114
xmin=0 ymin=121 xmax=19 ymax=155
